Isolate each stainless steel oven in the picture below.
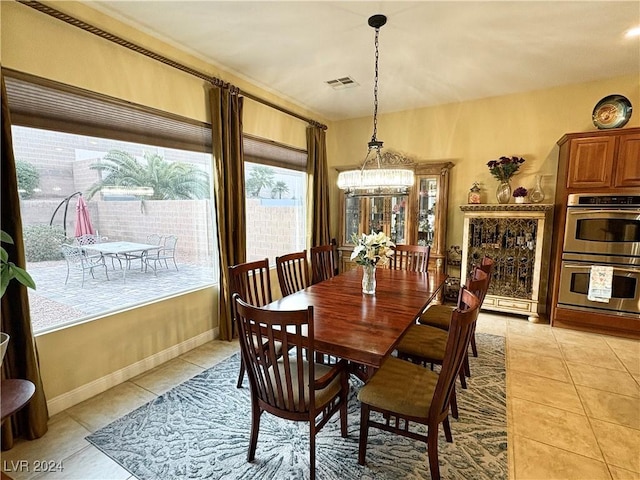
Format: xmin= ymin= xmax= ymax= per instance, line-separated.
xmin=563 ymin=194 xmax=640 ymax=257
xmin=558 ymin=254 xmax=640 ymax=317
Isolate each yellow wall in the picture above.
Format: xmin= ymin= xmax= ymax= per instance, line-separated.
xmin=0 ymin=0 xmax=324 ymax=411
xmin=327 ymin=75 xmax=639 ymax=247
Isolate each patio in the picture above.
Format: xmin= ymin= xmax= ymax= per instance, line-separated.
xmin=27 ymin=259 xmax=216 ymax=333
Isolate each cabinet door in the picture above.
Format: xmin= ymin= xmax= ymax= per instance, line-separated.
xmin=567 ymin=137 xmax=615 ymax=188
xmin=417 ymin=177 xmax=438 ymax=247
xmin=614 ymin=133 xmax=640 ymax=187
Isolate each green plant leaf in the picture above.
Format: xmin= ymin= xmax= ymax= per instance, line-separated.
xmin=0 ymin=231 xmax=14 ymax=244
xmin=10 ymin=264 xmax=36 ymax=290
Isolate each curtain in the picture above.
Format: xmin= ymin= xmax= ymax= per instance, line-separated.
xmin=306 ymin=125 xmax=331 ymax=247
xmin=1 ymin=75 xmax=49 ymax=449
xmin=211 ymin=85 xmax=245 ymax=341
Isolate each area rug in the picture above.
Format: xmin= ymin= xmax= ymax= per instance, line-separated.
xmin=87 ymin=333 xmax=506 ymax=480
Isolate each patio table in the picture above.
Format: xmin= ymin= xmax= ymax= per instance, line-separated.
xmin=83 ymin=241 xmax=161 ymax=283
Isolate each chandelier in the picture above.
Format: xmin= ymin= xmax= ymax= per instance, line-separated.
xmin=337 ymin=14 xmax=415 ymax=196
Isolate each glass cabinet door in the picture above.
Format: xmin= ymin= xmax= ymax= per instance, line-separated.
xmin=418 ymin=177 xmax=438 ymax=247
xmin=344 ymin=196 xmax=361 ymax=243
xmin=365 ymin=195 xmax=408 ymax=245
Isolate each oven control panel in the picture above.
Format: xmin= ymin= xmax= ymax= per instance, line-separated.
xmin=568 ymin=194 xmax=640 ymax=207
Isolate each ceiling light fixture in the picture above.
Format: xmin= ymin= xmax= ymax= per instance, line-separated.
xmin=337 ymin=14 xmax=414 ymax=197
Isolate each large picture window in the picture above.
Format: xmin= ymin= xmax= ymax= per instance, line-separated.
xmin=5 ymin=71 xmax=217 ymax=334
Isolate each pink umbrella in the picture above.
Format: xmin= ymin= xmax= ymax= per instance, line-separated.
xmin=74 ymin=195 xmax=95 ymax=237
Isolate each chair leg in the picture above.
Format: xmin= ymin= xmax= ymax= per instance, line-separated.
xmin=340 ymin=375 xmax=348 ymax=438
xmin=458 ymin=368 xmax=467 ymax=389
xmin=450 ymin=387 xmax=459 ymax=419
xmin=65 ymin=265 xmax=70 ymax=285
xmin=464 ymin=353 xmax=471 ymax=378
xmin=470 ymin=332 xmax=478 ymax=357
xmin=358 ymin=403 xmax=370 ymax=466
xmin=309 ymin=424 xmax=316 ymax=480
xmin=427 ymin=424 xmax=441 ymax=480
xmin=248 ymin=400 xmax=261 ymax=462
xmin=237 ymin=357 xmax=246 ymax=388
xmin=443 ymin=417 xmax=453 ymax=443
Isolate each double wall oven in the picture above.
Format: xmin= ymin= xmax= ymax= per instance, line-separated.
xmin=558 ymin=194 xmax=640 ymax=318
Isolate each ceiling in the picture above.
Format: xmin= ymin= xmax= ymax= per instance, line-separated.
xmin=89 ymin=1 xmax=640 ymax=121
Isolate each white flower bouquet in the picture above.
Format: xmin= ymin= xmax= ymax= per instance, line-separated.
xmin=350 ymin=232 xmax=395 ymax=267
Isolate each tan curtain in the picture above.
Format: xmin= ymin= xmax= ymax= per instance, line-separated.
xmin=307 ymin=126 xmax=331 ymax=247
xmin=211 ymin=85 xmax=245 ymax=341
xmin=1 ymin=74 xmax=49 ymax=450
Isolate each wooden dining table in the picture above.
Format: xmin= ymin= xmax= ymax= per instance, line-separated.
xmin=264 ymin=267 xmax=448 ymax=373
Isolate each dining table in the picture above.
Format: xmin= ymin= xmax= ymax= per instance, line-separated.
xmin=265 ymin=267 xmax=448 ymax=376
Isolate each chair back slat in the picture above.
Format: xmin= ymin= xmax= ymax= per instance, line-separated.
xmin=310 ymin=244 xmax=337 ymax=284
xmin=276 ymin=251 xmax=310 ymax=297
xmin=228 ymin=259 xmax=273 ymax=307
xmin=389 ymin=244 xmax=430 ymax=272
xmin=233 ymin=294 xmax=315 ymax=415
xmin=429 ymin=287 xmax=480 ymax=422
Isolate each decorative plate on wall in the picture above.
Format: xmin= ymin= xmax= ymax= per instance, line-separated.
xmin=592 ymin=94 xmax=633 ymax=129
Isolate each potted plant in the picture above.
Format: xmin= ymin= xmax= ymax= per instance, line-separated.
xmin=513 ymin=186 xmax=528 ymax=204
xmin=1 ymin=230 xmax=36 ymax=363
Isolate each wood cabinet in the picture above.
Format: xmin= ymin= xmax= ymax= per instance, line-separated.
xmin=549 ymin=127 xmax=640 ymax=336
xmin=460 ymin=205 xmax=553 ymax=322
xmin=337 ymin=160 xmax=453 ymax=275
xmin=562 ymin=129 xmax=640 ymax=189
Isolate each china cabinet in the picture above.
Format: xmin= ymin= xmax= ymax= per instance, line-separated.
xmin=337 ymin=159 xmax=453 ymax=275
xmin=460 ymin=204 xmax=553 ymax=322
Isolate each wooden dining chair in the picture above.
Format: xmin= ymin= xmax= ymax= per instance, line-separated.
xmin=228 ymin=258 xmax=274 ymax=388
xmin=395 ymin=269 xmax=489 ymax=394
xmin=389 ymin=244 xmax=430 ymax=272
xmin=357 ymin=288 xmax=481 ymax=480
xmin=232 ymin=294 xmax=349 ymax=480
xmin=310 ymin=243 xmax=337 ymax=284
xmin=276 ymin=250 xmax=310 ymax=296
xmin=418 ymin=255 xmax=494 ymax=358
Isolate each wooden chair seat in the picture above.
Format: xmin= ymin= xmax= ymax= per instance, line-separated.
xmin=268 ymin=358 xmax=344 ymax=409
xmin=396 ymin=324 xmax=448 ymax=362
xmin=358 ymin=357 xmax=439 ymax=418
xmin=418 ymin=304 xmax=454 ymax=329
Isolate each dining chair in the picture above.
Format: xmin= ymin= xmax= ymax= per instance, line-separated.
xmin=389 ymin=244 xmax=430 ymax=272
xmin=357 ymin=288 xmax=481 ymax=480
xmin=228 ymin=258 xmax=275 ymax=388
xmin=232 ymin=294 xmax=349 ymax=480
xmin=418 ymin=256 xmax=494 ymax=358
xmin=145 ymin=235 xmax=178 ymax=272
xmin=395 ymin=269 xmax=489 ymax=394
xmin=61 ymin=244 xmax=110 ymax=287
xmin=310 ymin=243 xmax=337 ymax=284
xmin=276 ymin=250 xmax=310 ymax=296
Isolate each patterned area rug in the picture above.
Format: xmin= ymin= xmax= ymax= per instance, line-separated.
xmin=87 ymin=333 xmax=506 ymax=480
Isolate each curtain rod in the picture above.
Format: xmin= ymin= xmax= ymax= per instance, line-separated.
xmin=17 ymin=0 xmax=328 ymax=130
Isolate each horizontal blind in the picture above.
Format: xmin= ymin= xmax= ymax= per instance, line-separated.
xmin=243 ymin=135 xmax=308 ymax=172
xmin=3 ymin=70 xmax=212 ymax=153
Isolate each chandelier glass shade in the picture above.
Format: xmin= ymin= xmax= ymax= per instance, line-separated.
xmin=337 ymin=14 xmax=414 ymax=196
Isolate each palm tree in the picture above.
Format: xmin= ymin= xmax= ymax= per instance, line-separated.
xmin=87 ymin=150 xmax=210 ymax=200
xmin=271 ymin=181 xmax=289 ymax=199
xmin=245 ymin=165 xmax=275 ymax=198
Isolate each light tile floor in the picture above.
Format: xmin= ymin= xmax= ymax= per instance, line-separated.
xmin=2 ymin=313 xmax=639 ymax=480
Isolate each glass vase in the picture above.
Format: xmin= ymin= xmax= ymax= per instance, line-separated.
xmin=362 ymin=264 xmax=377 ymax=295
xmin=529 ymin=175 xmax=545 ymax=203
xmin=496 ymin=181 xmax=511 ymax=204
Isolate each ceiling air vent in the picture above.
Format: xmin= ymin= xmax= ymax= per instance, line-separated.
xmin=325 ymin=76 xmax=359 ymax=90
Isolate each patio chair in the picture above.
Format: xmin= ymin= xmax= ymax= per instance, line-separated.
xmin=123 ymin=234 xmax=164 ymax=271
xmin=145 ymin=235 xmax=178 ymax=272
xmin=275 ymin=250 xmax=309 ymax=296
xmin=61 ymin=244 xmax=109 ymax=287
xmin=74 ymin=233 xmax=119 ymax=268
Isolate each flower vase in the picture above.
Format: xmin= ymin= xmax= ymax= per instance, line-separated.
xmin=496 ymin=181 xmax=511 ymax=204
xmin=362 ymin=264 xmax=377 ymax=295
xmin=529 ymin=175 xmax=545 ymax=203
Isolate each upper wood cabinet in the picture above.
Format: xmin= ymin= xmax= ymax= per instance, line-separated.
xmin=337 ymin=160 xmax=453 ymax=274
xmin=559 ymin=128 xmax=640 ymax=190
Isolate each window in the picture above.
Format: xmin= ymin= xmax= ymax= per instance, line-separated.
xmin=6 ymin=71 xmax=217 ymax=334
xmin=243 ymin=136 xmax=308 ymax=264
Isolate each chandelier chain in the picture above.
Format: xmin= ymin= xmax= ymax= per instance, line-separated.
xmin=371 ymin=26 xmax=380 ymax=144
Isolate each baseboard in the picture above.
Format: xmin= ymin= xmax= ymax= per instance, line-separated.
xmin=46 ymin=327 xmax=218 ymax=415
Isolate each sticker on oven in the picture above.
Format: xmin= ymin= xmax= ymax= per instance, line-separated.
xmin=588 ymin=265 xmax=614 ymax=303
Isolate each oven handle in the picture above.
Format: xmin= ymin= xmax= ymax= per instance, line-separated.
xmin=567 ymin=209 xmax=640 ymax=215
xmin=563 ymin=264 xmax=640 ymax=274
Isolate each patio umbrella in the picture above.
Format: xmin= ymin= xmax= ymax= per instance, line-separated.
xmin=74 ymin=194 xmax=95 ymax=237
